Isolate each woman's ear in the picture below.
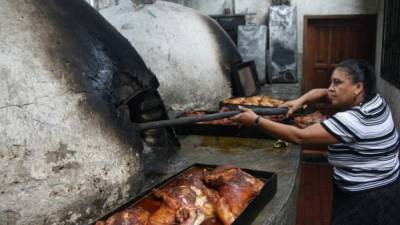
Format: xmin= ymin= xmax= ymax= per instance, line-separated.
xmin=354 ymin=82 xmax=364 ymax=95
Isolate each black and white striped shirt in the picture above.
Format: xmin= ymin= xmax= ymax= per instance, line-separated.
xmin=321 ymin=94 xmax=400 ymax=192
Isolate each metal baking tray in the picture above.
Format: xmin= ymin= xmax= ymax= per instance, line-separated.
xmin=220 ymin=103 xmax=274 ymax=111
xmin=92 ymin=163 xmax=277 ymax=225
xmin=173 ymin=111 xmax=289 ymax=139
xmin=219 ymin=100 xmax=284 ymax=111
xmin=219 ymin=102 xmax=317 ymax=116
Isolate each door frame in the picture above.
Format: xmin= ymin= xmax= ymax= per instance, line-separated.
xmin=303 ymin=14 xmax=377 ymax=93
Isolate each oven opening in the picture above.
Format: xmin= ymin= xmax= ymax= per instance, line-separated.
xmin=127 ymin=89 xmax=180 ymax=174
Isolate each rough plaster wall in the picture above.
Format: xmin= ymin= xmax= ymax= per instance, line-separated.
xmin=98 ymin=0 xmax=118 ymax=9
xmin=235 ymin=0 xmax=270 ymax=24
xmin=101 ymin=0 xmax=240 ymax=111
xmin=85 ymin=0 xmax=119 ymax=9
xmin=0 ymin=1 xmax=143 ymax=224
xmin=374 ymin=0 xmax=400 ymax=127
xmin=165 ymin=0 xmax=271 ymax=25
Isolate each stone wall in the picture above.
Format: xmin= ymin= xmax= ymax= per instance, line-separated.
xmin=375 ymin=0 xmax=400 ymax=127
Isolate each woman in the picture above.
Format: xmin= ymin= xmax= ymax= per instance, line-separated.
xmin=231 ymin=59 xmax=400 ymax=225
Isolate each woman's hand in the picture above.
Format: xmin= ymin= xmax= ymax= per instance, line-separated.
xmin=230 ymin=106 xmax=259 ymax=126
xmin=280 ymin=99 xmax=303 ymax=116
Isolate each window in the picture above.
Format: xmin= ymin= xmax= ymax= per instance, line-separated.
xmin=381 ymin=0 xmax=400 ymax=89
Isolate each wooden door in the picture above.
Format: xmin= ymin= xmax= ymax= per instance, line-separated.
xmin=303 ymin=15 xmax=377 ymax=92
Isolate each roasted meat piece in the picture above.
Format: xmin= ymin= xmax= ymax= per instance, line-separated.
xmin=95 ymin=207 xmax=150 ymax=225
xmin=184 ymin=111 xmax=207 ymax=117
xmin=203 ymin=165 xmax=264 ymax=225
xmin=198 ymin=118 xmax=232 ymax=125
xmin=182 ymin=110 xmax=234 ymax=125
xmin=150 ymin=186 xmax=213 ymax=225
xmin=173 ymin=168 xmax=221 ymax=205
xmin=294 ymin=111 xmax=327 ymax=128
xmin=150 ymin=169 xmax=218 ymax=225
xmin=219 ymin=106 xmax=230 ymax=113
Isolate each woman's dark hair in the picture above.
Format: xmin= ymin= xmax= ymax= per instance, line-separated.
xmin=335 ymin=59 xmax=376 ymax=95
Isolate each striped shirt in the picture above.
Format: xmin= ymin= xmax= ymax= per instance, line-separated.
xmin=321 ymin=94 xmax=400 ymax=192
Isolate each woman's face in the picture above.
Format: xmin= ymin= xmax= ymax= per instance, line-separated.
xmin=327 ymin=68 xmax=363 ymax=108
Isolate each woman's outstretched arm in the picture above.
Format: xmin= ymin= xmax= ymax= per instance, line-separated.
xmin=231 ymin=106 xmax=338 ymax=145
xmin=280 ymin=88 xmax=329 ymax=116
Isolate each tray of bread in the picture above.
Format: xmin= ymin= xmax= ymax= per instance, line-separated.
xmin=221 ymin=96 xmax=285 ymax=110
xmin=93 ymin=164 xmax=277 ymax=225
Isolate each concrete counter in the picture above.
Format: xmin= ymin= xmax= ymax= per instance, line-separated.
xmin=142 ymin=135 xmax=301 ymax=225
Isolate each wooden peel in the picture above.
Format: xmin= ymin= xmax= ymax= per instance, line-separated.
xmin=137 ymin=107 xmax=288 ymax=131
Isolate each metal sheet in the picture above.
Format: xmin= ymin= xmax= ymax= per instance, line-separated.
xmin=237 ymin=25 xmax=268 ymax=84
xmin=268 ymin=5 xmax=298 ymax=83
